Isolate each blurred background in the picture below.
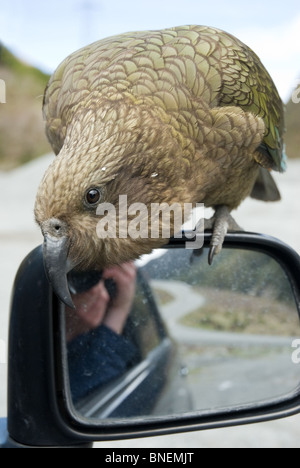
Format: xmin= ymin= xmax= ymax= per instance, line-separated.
xmin=1 ymin=0 xmax=300 ymax=448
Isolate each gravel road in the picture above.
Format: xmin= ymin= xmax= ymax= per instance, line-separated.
xmin=1 ymin=154 xmax=300 ymax=447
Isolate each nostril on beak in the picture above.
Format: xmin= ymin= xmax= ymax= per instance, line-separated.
xmin=42 ymin=218 xmax=68 ymax=237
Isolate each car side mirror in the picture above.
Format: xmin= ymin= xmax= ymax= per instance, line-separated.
xmin=3 ymin=232 xmax=300 ymax=447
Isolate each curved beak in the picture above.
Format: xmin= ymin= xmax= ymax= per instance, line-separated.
xmin=43 ymin=234 xmax=75 ymax=309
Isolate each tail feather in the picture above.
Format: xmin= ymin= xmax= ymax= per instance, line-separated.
xmin=250 ymin=167 xmax=281 ymax=202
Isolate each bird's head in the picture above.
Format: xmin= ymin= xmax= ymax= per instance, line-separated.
xmin=35 ymin=102 xmax=193 ymax=308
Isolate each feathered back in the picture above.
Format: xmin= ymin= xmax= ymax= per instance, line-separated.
xmin=43 ymin=25 xmax=285 ymax=172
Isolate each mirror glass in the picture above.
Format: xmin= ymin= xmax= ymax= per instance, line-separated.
xmin=64 ymin=246 xmax=300 ymax=421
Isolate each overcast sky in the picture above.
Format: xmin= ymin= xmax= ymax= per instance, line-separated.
xmin=1 ymin=0 xmax=300 ymax=102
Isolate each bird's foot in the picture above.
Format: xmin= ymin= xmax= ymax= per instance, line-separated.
xmin=204 ymin=206 xmax=243 ymax=265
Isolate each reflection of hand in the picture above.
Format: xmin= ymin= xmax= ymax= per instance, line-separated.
xmin=66 ymin=262 xmax=136 ymax=341
xmin=102 ymin=262 xmax=137 ymax=334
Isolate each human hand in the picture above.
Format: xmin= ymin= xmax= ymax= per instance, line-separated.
xmin=65 ymin=279 xmax=110 ymax=341
xmin=101 ymin=262 xmax=137 ymax=334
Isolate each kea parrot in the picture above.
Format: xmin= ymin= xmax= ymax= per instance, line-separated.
xmin=34 ymin=25 xmax=286 ymax=308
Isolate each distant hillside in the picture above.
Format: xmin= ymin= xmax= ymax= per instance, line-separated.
xmin=0 ymin=44 xmax=51 ymax=170
xmin=285 ymin=88 xmax=300 ymax=160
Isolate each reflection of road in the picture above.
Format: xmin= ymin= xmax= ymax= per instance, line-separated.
xmin=151 ymin=279 xmax=299 ymax=413
xmin=151 ymin=279 xmax=205 ymax=320
xmin=151 ymin=280 xmax=294 ymax=347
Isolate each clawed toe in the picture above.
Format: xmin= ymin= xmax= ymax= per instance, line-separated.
xmin=208 ymin=245 xmax=217 ymax=266
xmin=205 ymin=205 xmax=243 ymax=265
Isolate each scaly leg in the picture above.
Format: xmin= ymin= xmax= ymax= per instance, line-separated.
xmin=204 ymin=205 xmax=243 ymax=265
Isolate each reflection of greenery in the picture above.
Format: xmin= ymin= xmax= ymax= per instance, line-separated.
xmin=143 ymin=247 xmax=296 ymax=306
xmin=184 ymin=249 xmax=294 ymax=305
xmin=181 ymin=287 xmax=299 ymax=336
xmin=142 ymin=247 xmax=299 ymax=336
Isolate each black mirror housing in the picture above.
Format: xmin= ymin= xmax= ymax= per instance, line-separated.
xmin=4 ymin=233 xmax=300 ymax=447
xmin=6 ymin=244 xmax=93 ymax=447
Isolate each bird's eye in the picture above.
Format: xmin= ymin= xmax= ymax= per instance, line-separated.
xmin=85 ymin=188 xmax=101 ymax=206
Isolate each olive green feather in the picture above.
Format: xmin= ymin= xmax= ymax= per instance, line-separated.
xmin=44 ymin=25 xmax=286 ymax=174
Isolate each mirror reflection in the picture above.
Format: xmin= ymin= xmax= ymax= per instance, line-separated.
xmin=64 ymin=246 xmax=300 ymax=420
